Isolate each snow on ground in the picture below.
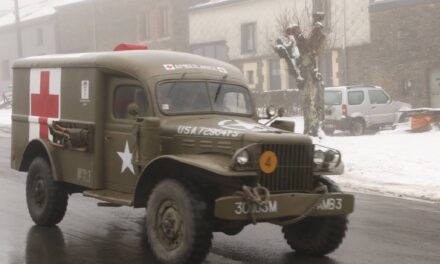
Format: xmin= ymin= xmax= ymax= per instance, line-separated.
xmin=281 ymin=116 xmax=440 ymax=202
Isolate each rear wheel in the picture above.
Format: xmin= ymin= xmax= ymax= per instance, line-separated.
xmin=145 ymin=179 xmax=212 ymax=264
xmin=282 ymin=176 xmax=348 ymax=256
xmin=350 ymin=119 xmax=365 ymax=136
xmin=26 ymin=157 xmax=68 ymax=226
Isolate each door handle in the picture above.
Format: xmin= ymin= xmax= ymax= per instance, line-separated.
xmin=104 ymin=136 xmax=111 ymax=142
xmin=371 ymin=106 xmax=376 ymax=109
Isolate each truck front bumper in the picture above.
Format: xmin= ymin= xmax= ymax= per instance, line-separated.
xmin=214 ymin=192 xmax=354 ymax=221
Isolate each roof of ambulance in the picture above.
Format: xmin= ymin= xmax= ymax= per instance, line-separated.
xmin=13 ymin=50 xmax=244 ymax=83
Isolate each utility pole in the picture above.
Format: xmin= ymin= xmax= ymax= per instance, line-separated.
xmin=91 ymin=0 xmax=98 ymax=51
xmin=342 ymin=0 xmax=348 ymax=84
xmin=13 ymin=0 xmax=23 ymax=58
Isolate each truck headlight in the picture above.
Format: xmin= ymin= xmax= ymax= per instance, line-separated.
xmin=314 ymin=145 xmax=341 ymax=170
xmin=314 ymin=150 xmax=325 ymax=164
xmin=236 ymin=150 xmax=249 ymax=165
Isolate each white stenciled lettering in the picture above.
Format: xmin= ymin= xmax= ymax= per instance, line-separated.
xmin=316 ymin=198 xmax=343 ymax=211
xmin=176 ymin=126 xmax=240 ymax=137
xmin=234 ymin=201 xmax=278 ymax=215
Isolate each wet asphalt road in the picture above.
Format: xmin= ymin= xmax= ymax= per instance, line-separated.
xmin=0 ymin=132 xmax=439 ymax=264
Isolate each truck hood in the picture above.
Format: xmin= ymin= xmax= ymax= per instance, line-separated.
xmin=160 ymin=115 xmax=312 ymax=145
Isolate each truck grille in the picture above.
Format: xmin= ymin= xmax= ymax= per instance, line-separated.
xmin=259 ymin=144 xmax=314 ymax=193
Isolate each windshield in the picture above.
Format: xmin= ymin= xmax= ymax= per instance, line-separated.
xmin=157 ymin=81 xmax=253 ymax=115
xmin=324 ymin=91 xmax=342 ymax=105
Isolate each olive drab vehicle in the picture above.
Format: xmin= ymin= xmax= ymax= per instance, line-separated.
xmin=11 ymin=48 xmax=354 ymax=264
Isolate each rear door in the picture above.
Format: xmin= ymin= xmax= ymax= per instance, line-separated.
xmin=346 ymin=89 xmax=367 ymax=118
xmin=367 ymin=89 xmax=395 ymax=125
xmin=324 ymin=89 xmax=343 ymax=120
xmin=104 ymin=77 xmax=150 ymax=193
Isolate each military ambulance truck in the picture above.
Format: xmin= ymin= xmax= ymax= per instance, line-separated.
xmin=11 ymin=50 xmax=354 ymax=264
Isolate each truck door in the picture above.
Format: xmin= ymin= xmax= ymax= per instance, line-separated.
xmin=104 ymin=77 xmax=150 ymax=193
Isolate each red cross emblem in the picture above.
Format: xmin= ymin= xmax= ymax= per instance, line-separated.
xmin=29 ymin=69 xmax=61 ymax=139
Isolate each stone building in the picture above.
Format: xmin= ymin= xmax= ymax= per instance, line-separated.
xmin=347 ymin=0 xmax=440 ymax=108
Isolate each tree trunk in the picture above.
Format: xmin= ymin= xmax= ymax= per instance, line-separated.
xmin=301 ymin=54 xmax=323 ymax=136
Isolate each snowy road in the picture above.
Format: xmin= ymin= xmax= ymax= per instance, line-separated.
xmin=1 ymin=132 xmax=440 ymax=264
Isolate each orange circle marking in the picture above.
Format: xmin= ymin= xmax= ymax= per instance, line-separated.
xmin=259 ymin=151 xmax=278 ymax=174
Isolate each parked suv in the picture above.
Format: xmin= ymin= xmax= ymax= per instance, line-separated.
xmin=323 ymin=85 xmax=411 ymax=135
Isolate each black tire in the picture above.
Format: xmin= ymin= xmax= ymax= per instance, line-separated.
xmin=145 ymin=178 xmax=212 ymax=264
xmin=282 ymin=176 xmax=348 ymax=256
xmin=26 ymin=157 xmax=68 ymax=226
xmin=350 ymin=119 xmax=365 ymax=136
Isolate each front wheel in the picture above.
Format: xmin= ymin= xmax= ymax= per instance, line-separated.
xmin=282 ymin=176 xmax=348 ymax=256
xmin=145 ymin=179 xmax=212 ymax=264
xmin=26 ymin=157 xmax=68 ymax=226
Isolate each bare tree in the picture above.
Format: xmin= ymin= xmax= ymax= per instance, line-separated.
xmin=274 ymin=11 xmax=327 ymax=136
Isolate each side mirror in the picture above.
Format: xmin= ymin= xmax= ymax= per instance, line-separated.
xmin=127 ymin=102 xmax=139 ymax=117
xmin=266 ymin=105 xmax=277 ymax=118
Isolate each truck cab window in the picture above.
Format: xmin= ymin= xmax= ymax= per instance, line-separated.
xmin=113 ymin=85 xmax=148 ymax=119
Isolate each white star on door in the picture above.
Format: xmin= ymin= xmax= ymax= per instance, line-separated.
xmin=117 ymin=141 xmax=134 ymax=174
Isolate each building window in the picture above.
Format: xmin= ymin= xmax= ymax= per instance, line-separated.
xmin=241 ymin=23 xmax=256 ymax=54
xmin=348 ymin=91 xmax=365 ymax=105
xmin=158 ymin=7 xmax=170 ymax=38
xmin=37 ymin=28 xmax=44 ymax=46
xmin=138 ymin=12 xmax=151 ymax=41
xmin=2 ymin=60 xmax=10 ymax=81
xmin=246 ymin=70 xmax=254 ymax=85
xmin=289 ymin=73 xmax=297 ymax=89
xmin=191 ymin=42 xmax=228 ymax=61
xmin=269 ymin=60 xmax=281 ymax=91
xmin=312 ymin=0 xmax=331 ymax=28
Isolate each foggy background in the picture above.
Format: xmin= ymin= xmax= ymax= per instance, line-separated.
xmin=1 ymin=0 xmax=440 ymax=113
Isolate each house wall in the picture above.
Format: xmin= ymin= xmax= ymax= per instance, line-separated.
xmin=138 ymin=0 xmax=204 ymax=52
xmin=55 ymin=1 xmax=95 ymax=53
xmin=347 ymin=0 xmax=440 ymax=107
xmin=190 ymin=0 xmax=310 ymax=61
xmin=0 ymin=16 xmax=56 ymax=94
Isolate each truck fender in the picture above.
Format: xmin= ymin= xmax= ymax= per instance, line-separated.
xmin=132 ymin=154 xmax=255 ymax=207
xmin=20 ymin=139 xmax=62 ymax=181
